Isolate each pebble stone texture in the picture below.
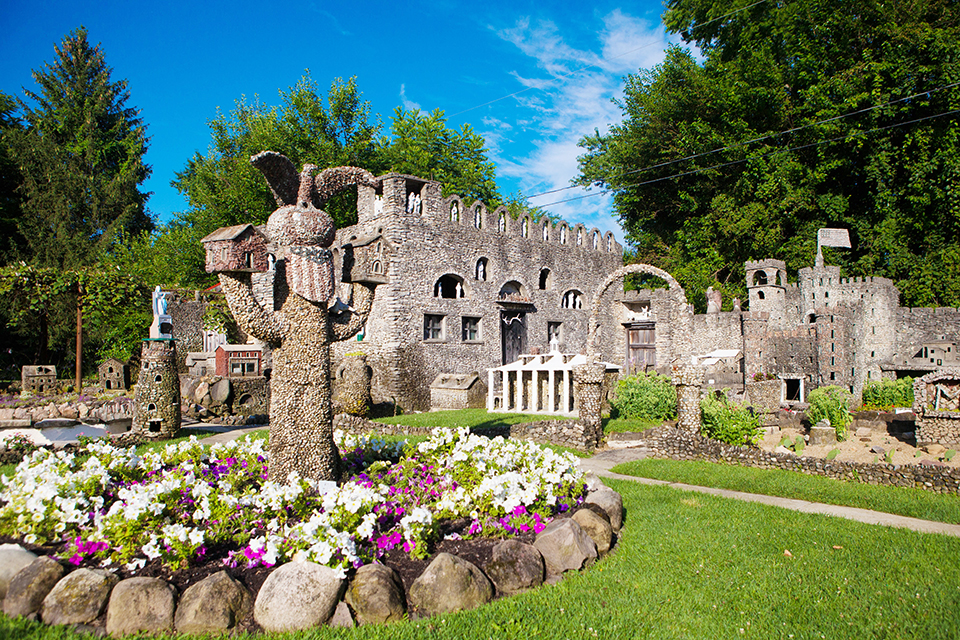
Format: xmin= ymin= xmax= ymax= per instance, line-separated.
xmin=671 ymin=363 xmax=704 ymax=434
xmin=630 ymin=425 xmax=960 ymax=494
xmin=325 ymin=172 xmax=624 ymax=412
xmin=914 ymin=368 xmax=960 ymax=445
xmin=132 ymin=339 xmax=181 ymax=439
xmin=572 ymin=362 xmax=606 ymax=449
xmin=333 ymin=354 xmax=373 ymax=418
xmin=212 ymin=154 xmax=377 ymax=483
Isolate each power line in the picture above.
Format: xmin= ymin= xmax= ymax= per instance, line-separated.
xmin=449 ymin=0 xmax=768 ymax=119
xmin=533 ymin=107 xmax=960 ymax=208
xmin=525 ymin=81 xmax=960 ymax=200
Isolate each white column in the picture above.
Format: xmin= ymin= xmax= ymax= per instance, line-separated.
xmin=531 ymin=370 xmax=539 ymax=412
xmin=513 ymin=372 xmax=521 ymax=411
xmin=487 ymin=369 xmax=496 ymax=411
xmin=561 ymin=370 xmax=570 ymax=413
xmin=502 ymin=371 xmax=510 ymax=411
xmin=548 ymin=370 xmax=556 ymax=413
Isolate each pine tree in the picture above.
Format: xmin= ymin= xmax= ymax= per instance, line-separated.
xmin=9 ymin=27 xmax=153 ymax=269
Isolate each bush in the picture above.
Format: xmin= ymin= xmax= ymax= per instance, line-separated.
xmin=611 ymin=372 xmax=677 ymax=422
xmin=806 ymin=386 xmax=853 ymax=441
xmin=700 ymin=393 xmax=762 ymax=446
xmin=861 ymin=377 xmax=914 ymax=410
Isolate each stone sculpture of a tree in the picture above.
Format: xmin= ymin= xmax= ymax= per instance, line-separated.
xmin=211 ymin=151 xmax=379 ymax=483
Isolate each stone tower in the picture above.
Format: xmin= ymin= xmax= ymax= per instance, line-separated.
xmin=745 ymin=259 xmax=787 ymax=327
xmin=132 ymin=339 xmax=181 ymax=439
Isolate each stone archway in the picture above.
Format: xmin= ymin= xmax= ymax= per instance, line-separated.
xmin=585 ymin=263 xmax=686 ymax=360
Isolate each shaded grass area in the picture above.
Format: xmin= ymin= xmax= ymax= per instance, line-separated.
xmin=3 ymin=479 xmax=959 ymax=639
xmin=603 ymin=416 xmax=662 ymax=434
xmin=612 ymin=458 xmax=960 ymax=525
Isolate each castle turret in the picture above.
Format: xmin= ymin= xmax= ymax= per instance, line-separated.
xmin=746 ymin=260 xmax=787 ymax=327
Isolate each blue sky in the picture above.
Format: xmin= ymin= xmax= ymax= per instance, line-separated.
xmin=1 ymin=0 xmax=687 ymax=244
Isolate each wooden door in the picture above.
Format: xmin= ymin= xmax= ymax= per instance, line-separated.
xmin=501 ymin=311 xmax=527 ymax=364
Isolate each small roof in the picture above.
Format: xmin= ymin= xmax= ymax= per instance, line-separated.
xmin=201 ymin=224 xmax=261 ymax=244
xmin=490 ymin=353 xmax=620 ymax=373
xmin=431 ymin=373 xmax=480 ymax=390
xmin=216 ymin=344 xmax=263 ymax=353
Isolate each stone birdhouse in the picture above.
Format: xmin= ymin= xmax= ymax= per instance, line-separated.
xmin=98 ymin=358 xmax=130 ymax=391
xmin=201 ymin=224 xmax=270 ymax=273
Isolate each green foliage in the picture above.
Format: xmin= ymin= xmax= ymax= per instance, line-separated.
xmin=700 ymin=393 xmax=762 ymax=446
xmin=7 ymin=27 xmax=153 ymax=270
xmin=611 ymin=372 xmax=677 ymax=422
xmin=946 ymin=449 xmax=957 ymax=462
xmin=578 ymin=1 xmax=960 ymax=308
xmin=0 ymin=92 xmax=26 ymax=261
xmin=381 ymin=107 xmax=500 ymax=206
xmin=826 ymin=448 xmax=839 ymax=461
xmin=201 ymin=295 xmax=241 ymax=344
xmin=861 ymin=377 xmax=914 ymax=410
xmin=806 ymin=386 xmax=854 ymax=441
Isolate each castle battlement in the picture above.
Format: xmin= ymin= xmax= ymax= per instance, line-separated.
xmin=356 ymin=172 xmax=622 ymax=257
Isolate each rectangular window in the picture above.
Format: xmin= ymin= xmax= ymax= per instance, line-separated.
xmin=424 ymin=314 xmax=444 ymax=340
xmin=548 ymin=322 xmax=562 ymax=345
xmin=462 ymin=317 xmax=480 ymax=341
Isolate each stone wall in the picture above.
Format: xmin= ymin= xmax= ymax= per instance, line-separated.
xmin=629 ymin=426 xmax=960 ymax=494
xmin=330 ymin=173 xmax=623 ymax=412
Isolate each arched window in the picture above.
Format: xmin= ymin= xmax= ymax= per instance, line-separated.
xmin=757 ymin=291 xmax=765 ymax=300
xmin=542 ymin=225 xmax=549 ymax=242
xmin=498 ymin=215 xmax=506 ymax=233
xmin=576 ymin=229 xmax=583 ymax=246
xmin=607 ymin=235 xmax=613 ymax=252
xmin=539 ymin=268 xmax=551 ymax=290
xmin=434 ymin=274 xmax=466 ymax=299
xmin=499 ymin=281 xmax=527 ymax=301
xmin=753 ymin=271 xmax=768 ymax=286
xmin=562 ymin=290 xmax=583 ymax=309
xmin=592 ymin=233 xmax=599 ymax=250
xmin=450 ymin=202 xmax=460 ymax=222
xmin=559 ymin=227 xmax=567 ymax=244
xmin=474 ymin=208 xmax=483 ymax=229
xmin=521 ymin=218 xmax=528 ymax=237
xmin=475 ymin=258 xmax=488 ymax=281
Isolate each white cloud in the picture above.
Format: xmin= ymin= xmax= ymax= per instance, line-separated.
xmin=399 ymin=84 xmax=421 ymax=111
xmin=484 ymin=10 xmax=673 ymax=245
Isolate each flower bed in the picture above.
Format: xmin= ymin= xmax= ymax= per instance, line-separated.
xmin=0 ymin=428 xmax=586 ymax=577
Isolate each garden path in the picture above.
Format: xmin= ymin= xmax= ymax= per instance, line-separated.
xmin=580 ymin=448 xmax=960 ymax=538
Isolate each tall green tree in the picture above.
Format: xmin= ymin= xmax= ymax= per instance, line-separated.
xmin=578 ymin=0 xmax=960 ymax=309
xmin=0 ymin=93 xmax=25 ymax=261
xmin=381 ymin=107 xmax=501 ymax=205
xmin=8 ymin=27 xmax=153 ymax=270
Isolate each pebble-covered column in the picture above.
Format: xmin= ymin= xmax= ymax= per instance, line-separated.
xmin=672 ymin=363 xmax=703 ymax=435
xmin=573 ymin=361 xmax=606 ymax=449
xmin=132 ymin=339 xmax=181 ymax=439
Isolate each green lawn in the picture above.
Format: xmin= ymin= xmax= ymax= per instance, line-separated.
xmin=612 ymin=458 xmax=960 ymax=525
xmin=603 ymin=416 xmax=663 ymax=434
xmin=2 ymin=478 xmax=958 ymax=639
xmin=374 ymin=407 xmax=568 ymax=430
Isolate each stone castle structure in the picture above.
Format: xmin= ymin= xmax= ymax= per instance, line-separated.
xmin=327 ymin=172 xmax=623 ymax=412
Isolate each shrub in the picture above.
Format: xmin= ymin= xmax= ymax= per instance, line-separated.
xmin=700 ymin=393 xmax=762 ymax=446
xmin=861 ymin=377 xmax=914 ymax=410
xmin=611 ymin=372 xmax=677 ymax=422
xmin=806 ymin=386 xmax=853 ymax=441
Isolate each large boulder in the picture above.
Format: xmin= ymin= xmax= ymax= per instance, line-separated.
xmin=41 ymin=568 xmax=117 ymax=626
xmin=344 ymin=563 xmax=406 ymax=625
xmin=585 ymin=486 xmax=623 ymax=532
xmin=573 ymin=508 xmax=613 ymax=555
xmin=483 ymin=539 xmax=545 ymax=595
xmin=409 ymin=553 xmax=493 ymax=617
xmin=105 ymin=577 xmax=176 ymax=637
xmin=3 ymin=556 xmax=64 ymax=618
xmin=174 ymin=570 xmax=250 ymax=634
xmin=210 ymin=377 xmax=232 ymax=405
xmin=534 ymin=518 xmax=597 ymax=577
xmin=0 ymin=544 xmax=37 ymax=600
xmin=254 ymin=561 xmax=345 ymax=632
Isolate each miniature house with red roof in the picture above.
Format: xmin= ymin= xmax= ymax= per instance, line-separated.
xmin=201 ymin=224 xmax=270 ymax=273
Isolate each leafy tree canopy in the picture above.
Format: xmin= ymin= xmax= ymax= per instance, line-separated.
xmin=7 ymin=27 xmax=153 ymax=270
xmin=578 ymin=0 xmax=960 ymax=309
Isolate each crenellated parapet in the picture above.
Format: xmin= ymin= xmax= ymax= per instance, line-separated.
xmin=355 ymin=172 xmax=622 ymax=257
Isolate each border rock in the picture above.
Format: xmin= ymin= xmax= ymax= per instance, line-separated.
xmin=41 ymin=568 xmax=117 ymax=626
xmin=572 ymin=508 xmax=613 ymax=555
xmin=3 ymin=556 xmax=64 ymax=618
xmin=409 ymin=553 xmax=493 ymax=616
xmin=105 ymin=577 xmax=176 ymax=637
xmin=585 ymin=486 xmax=623 ymax=532
xmin=344 ymin=563 xmax=406 ymax=625
xmin=483 ymin=539 xmax=545 ymax=595
xmin=254 ymin=561 xmax=345 ymax=632
xmin=0 ymin=544 xmax=37 ymax=600
xmin=174 ymin=570 xmax=250 ymax=634
xmin=534 ymin=518 xmax=598 ymax=577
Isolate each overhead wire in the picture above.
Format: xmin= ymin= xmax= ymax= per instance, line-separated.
xmin=531 ymin=106 xmax=960 ymax=208
xmin=524 ymin=82 xmax=960 ymax=200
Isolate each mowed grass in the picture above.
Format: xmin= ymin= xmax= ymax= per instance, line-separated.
xmin=2 ymin=478 xmax=959 ymax=639
xmin=612 ymin=458 xmax=960 ymax=525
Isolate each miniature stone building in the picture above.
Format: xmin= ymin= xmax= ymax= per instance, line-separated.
xmin=98 ymin=358 xmax=129 ymax=391
xmin=430 ymin=372 xmax=485 ymax=411
xmin=201 ymin=224 xmax=270 ymax=273
xmin=310 ymin=172 xmax=623 ymax=412
xmin=215 ymin=344 xmax=262 ymax=377
xmin=21 ymin=365 xmax=56 ymax=394
xmin=914 ymin=369 xmax=960 ymax=445
xmin=132 ymin=339 xmax=181 ymax=439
